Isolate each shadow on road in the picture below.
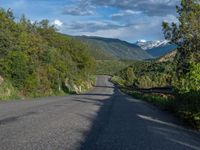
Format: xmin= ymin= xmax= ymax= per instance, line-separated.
xmin=77 ymin=85 xmax=200 ymax=150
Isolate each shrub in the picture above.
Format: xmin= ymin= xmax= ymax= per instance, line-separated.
xmin=174 ymin=62 xmax=200 ymax=93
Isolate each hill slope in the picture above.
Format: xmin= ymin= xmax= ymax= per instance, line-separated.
xmin=146 ymin=44 xmax=177 ymax=58
xmin=76 ymin=36 xmax=152 ymax=60
xmin=157 ymin=49 xmax=177 ymax=62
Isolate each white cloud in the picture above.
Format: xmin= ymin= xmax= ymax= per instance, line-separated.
xmin=61 ymin=15 xmax=171 ymax=42
xmin=89 ymin=0 xmax=179 ymax=16
xmin=65 ymin=22 xmax=162 ymax=42
xmin=53 ymin=19 xmax=63 ymax=27
xmin=63 ymin=20 xmax=122 ymax=32
xmin=63 ymin=1 xmax=95 ymax=16
xmin=124 ymin=10 xmax=142 ymax=15
xmin=111 ymin=10 xmax=142 ymax=17
xmin=60 ymin=0 xmax=179 ymax=41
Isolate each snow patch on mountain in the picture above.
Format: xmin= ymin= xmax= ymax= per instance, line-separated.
xmin=136 ymin=40 xmax=169 ymax=50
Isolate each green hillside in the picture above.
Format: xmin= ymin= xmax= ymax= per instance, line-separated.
xmin=83 ymin=42 xmax=115 ymax=60
xmin=0 ymin=9 xmax=95 ymax=100
xmin=76 ymin=36 xmax=152 ymax=60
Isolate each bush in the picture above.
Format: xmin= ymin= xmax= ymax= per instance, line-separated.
xmin=174 ymin=62 xmax=200 ymax=93
xmin=0 ymin=79 xmax=19 ymax=100
xmin=115 ymin=60 xmax=174 ymax=88
xmin=3 ymin=51 xmax=30 ymax=89
xmin=111 ymin=76 xmax=126 ymax=86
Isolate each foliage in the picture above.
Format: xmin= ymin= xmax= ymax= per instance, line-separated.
xmin=96 ymin=60 xmax=131 ymax=75
xmin=0 ymin=79 xmax=19 ymax=100
xmin=174 ymin=62 xmax=200 ymax=93
xmin=0 ymin=8 xmax=96 ymax=99
xmin=125 ymin=67 xmax=136 ymax=86
xmin=121 ymin=86 xmax=200 ymax=129
xmin=122 ymin=88 xmax=173 ymax=109
xmin=3 ymin=51 xmax=30 ymax=89
xmin=175 ymin=92 xmax=200 ymax=128
xmin=115 ymin=60 xmax=175 ymax=88
xmin=112 ymin=51 xmax=200 ymax=130
xmin=162 ymin=0 xmax=200 ymax=79
xmin=111 ymin=76 xmax=126 ymax=86
xmin=162 ymin=0 xmax=200 ymax=127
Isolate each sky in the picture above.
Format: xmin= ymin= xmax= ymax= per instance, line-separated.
xmin=0 ymin=0 xmax=180 ymax=42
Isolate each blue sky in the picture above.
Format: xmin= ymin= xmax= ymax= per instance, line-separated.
xmin=0 ymin=0 xmax=179 ymax=42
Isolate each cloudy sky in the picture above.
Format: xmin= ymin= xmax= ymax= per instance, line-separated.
xmin=0 ymin=0 xmax=180 ymax=42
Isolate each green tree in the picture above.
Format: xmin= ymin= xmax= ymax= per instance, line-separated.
xmin=125 ymin=67 xmax=136 ymax=86
xmin=5 ymin=51 xmax=30 ymax=88
xmin=0 ymin=9 xmax=17 ymax=57
xmin=162 ymin=0 xmax=200 ymax=93
xmin=162 ymin=0 xmax=200 ymax=75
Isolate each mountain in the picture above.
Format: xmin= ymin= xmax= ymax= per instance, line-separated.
xmin=76 ymin=36 xmax=152 ymax=60
xmin=135 ymin=40 xmax=177 ymax=58
xmin=136 ymin=40 xmax=169 ymax=50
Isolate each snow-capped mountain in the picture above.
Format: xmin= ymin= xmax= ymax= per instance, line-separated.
xmin=135 ymin=40 xmax=177 ymax=58
xmin=136 ymin=40 xmax=169 ymax=50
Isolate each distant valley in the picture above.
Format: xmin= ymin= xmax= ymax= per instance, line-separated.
xmin=73 ymin=36 xmax=177 ymax=60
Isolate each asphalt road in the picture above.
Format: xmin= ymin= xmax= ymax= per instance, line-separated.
xmin=0 ymin=76 xmax=200 ymax=150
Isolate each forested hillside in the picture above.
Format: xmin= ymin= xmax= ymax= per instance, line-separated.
xmin=0 ymin=9 xmax=96 ymax=100
xmin=76 ymin=36 xmax=152 ymax=60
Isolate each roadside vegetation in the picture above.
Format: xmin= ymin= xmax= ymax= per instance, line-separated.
xmin=0 ymin=9 xmax=96 ymax=100
xmin=112 ymin=0 xmax=200 ymax=129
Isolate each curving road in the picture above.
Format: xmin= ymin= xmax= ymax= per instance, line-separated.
xmin=0 ymin=76 xmax=200 ymax=150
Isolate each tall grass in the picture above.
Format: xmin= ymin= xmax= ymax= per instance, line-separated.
xmin=0 ymin=80 xmax=19 ymax=100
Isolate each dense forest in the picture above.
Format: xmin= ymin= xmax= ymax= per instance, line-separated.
xmin=112 ymin=0 xmax=200 ymax=129
xmin=0 ymin=8 xmax=96 ymax=100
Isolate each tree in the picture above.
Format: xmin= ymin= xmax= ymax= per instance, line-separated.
xmin=162 ymin=0 xmax=200 ymax=75
xmin=0 ymin=9 xmax=17 ymax=57
xmin=5 ymin=51 xmax=30 ymax=88
xmin=125 ymin=67 xmax=136 ymax=86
